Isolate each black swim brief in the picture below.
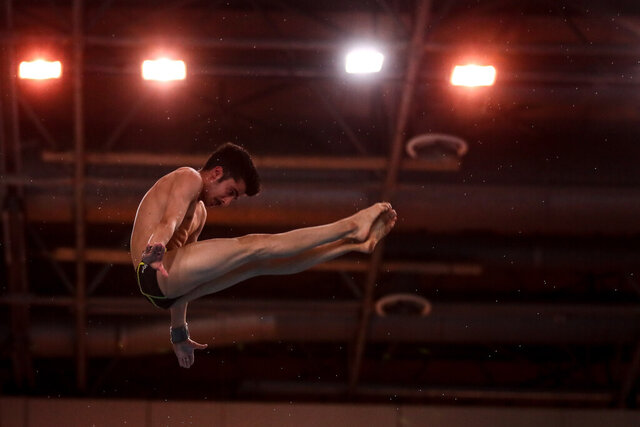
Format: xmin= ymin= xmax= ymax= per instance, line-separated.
xmin=136 ymin=262 xmax=179 ymax=309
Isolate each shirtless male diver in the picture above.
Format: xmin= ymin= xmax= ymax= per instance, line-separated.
xmin=130 ymin=143 xmax=397 ymax=368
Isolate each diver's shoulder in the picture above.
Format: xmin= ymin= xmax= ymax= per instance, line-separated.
xmin=173 ymin=166 xmax=200 ymax=176
xmin=170 ymin=167 xmax=203 ymax=195
xmin=171 ymin=167 xmax=202 ymax=183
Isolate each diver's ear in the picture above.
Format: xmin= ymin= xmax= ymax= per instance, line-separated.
xmin=210 ymin=166 xmax=224 ymax=180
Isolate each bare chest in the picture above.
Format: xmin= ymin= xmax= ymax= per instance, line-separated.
xmin=167 ymin=203 xmax=201 ymax=249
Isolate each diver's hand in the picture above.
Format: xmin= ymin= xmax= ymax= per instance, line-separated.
xmin=173 ymin=338 xmax=208 ymax=369
xmin=141 ymin=243 xmax=168 ymax=278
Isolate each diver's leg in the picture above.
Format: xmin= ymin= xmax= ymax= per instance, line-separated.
xmin=173 ymin=208 xmax=397 ymax=303
xmin=159 ymin=202 xmax=391 ymax=297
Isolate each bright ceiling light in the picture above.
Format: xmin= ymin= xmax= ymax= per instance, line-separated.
xmin=345 ymin=48 xmax=384 ymax=74
xmin=141 ymin=58 xmax=186 ymax=81
xmin=19 ymin=60 xmax=62 ymax=80
xmin=450 ymin=64 xmax=496 ymax=87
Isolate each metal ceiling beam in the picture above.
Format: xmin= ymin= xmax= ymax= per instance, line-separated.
xmin=76 ymin=35 xmax=640 ymax=57
xmin=45 ymin=238 xmax=640 ymax=273
xmin=82 ymin=63 xmax=640 ymax=85
xmin=1 ymin=200 xmax=32 ymax=388
xmin=39 ymin=150 xmax=460 ymax=171
xmin=83 ymin=35 xmax=370 ymax=51
xmin=240 ymin=381 xmax=640 ymax=406
xmin=1 ymin=301 xmax=637 ymax=357
xmin=0 ymin=29 xmax=4 ymax=201
xmin=350 ymin=0 xmax=432 ymax=392
xmin=10 ymin=180 xmax=640 ymax=235
xmin=72 ymin=0 xmax=87 ymax=392
xmin=48 ymin=247 xmax=482 ymax=276
xmin=2 ymin=295 xmax=640 ymax=322
xmin=2 ymin=0 xmax=33 ymax=391
xmin=0 ymin=175 xmax=71 ymax=187
xmin=4 ymin=0 xmax=21 ymax=179
xmin=3 ymin=31 xmax=640 ymax=60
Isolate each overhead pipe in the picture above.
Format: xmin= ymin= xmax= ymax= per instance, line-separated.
xmin=39 ymin=240 xmax=640 ymax=275
xmin=12 ymin=179 xmax=640 ymax=236
xmin=239 ymin=381 xmax=640 ymax=406
xmin=39 ymin=150 xmax=459 ymax=172
xmin=13 ymin=302 xmax=640 ymax=357
xmin=48 ymin=247 xmax=483 ymax=276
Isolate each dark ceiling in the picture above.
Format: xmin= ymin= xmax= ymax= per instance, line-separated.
xmin=2 ymin=0 xmax=640 ymax=408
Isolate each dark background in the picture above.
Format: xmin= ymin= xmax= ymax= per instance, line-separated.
xmin=1 ymin=0 xmax=640 ymax=408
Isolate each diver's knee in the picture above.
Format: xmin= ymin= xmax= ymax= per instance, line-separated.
xmin=237 ymin=234 xmax=271 ymax=261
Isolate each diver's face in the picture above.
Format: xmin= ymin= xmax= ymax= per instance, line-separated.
xmin=201 ymin=167 xmax=246 ymax=207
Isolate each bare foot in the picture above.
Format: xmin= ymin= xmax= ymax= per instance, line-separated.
xmin=348 ymin=202 xmax=392 ymax=241
xmin=357 ymin=208 xmax=397 ymax=253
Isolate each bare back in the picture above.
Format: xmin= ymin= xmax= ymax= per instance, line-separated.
xmin=130 ymin=167 xmax=207 ymax=268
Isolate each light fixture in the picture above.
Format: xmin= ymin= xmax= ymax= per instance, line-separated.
xmin=450 ymin=64 xmax=496 ymax=87
xmin=345 ymin=47 xmax=384 ymax=74
xmin=19 ymin=60 xmax=62 ymax=80
xmin=141 ymin=58 xmax=186 ymax=81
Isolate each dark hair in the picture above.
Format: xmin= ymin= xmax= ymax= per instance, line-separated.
xmin=202 ymin=143 xmax=260 ymax=196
